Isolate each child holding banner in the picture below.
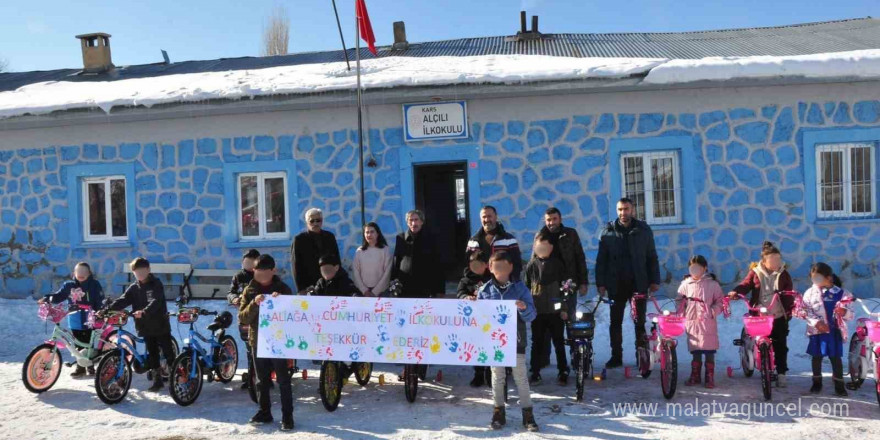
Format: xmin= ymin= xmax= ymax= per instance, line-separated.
xmin=227 ymin=248 xmax=260 ymax=390
xmin=238 ymin=254 xmax=295 ymax=431
xmin=477 ymin=251 xmax=539 ymax=432
xmin=457 ymin=250 xmax=493 ymax=387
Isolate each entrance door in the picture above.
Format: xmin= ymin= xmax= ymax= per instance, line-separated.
xmin=414 ymin=162 xmax=470 ymax=282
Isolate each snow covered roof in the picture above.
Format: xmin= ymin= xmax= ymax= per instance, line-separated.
xmin=1 ymin=18 xmax=880 ymax=120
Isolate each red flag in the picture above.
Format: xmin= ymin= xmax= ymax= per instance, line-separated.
xmin=356 ymin=0 xmax=377 ymax=56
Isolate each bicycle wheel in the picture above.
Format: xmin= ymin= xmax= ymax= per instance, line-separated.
xmin=575 ymin=345 xmax=586 ymax=402
xmin=759 ymin=344 xmax=772 ymax=401
xmin=22 ymin=343 xmax=62 ymax=393
xmin=319 ymin=361 xmax=343 ymax=411
xmin=740 ymin=328 xmax=754 ymax=378
xmin=848 ymin=335 xmax=865 ymax=389
xmin=660 ymin=341 xmax=678 ymax=400
xmin=353 ymin=362 xmax=373 ymax=386
xmin=170 ymin=352 xmax=203 ymax=406
xmin=95 ymin=351 xmax=132 ymax=404
xmin=404 ymin=364 xmax=418 ymax=403
xmin=214 ymin=336 xmax=238 ymax=383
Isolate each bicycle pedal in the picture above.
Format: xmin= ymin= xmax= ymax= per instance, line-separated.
xmin=64 ymin=362 xmax=75 ymax=367
xmin=732 ymin=339 xmax=744 ymax=346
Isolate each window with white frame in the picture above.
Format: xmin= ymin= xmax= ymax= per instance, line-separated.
xmin=620 ymin=151 xmax=682 ymax=224
xmin=238 ymin=172 xmax=289 ymax=240
xmin=816 ymin=142 xmax=876 ymax=219
xmin=82 ymin=176 xmax=128 ymax=242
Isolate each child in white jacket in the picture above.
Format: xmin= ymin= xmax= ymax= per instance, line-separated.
xmin=802 ymin=262 xmax=854 ymax=396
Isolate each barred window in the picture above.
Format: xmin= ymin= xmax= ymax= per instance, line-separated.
xmin=816 ymin=142 xmax=876 ymax=219
xmin=238 ymin=172 xmax=289 ymax=240
xmin=82 ymin=176 xmax=128 ymax=242
xmin=620 ymin=151 xmax=681 ymax=224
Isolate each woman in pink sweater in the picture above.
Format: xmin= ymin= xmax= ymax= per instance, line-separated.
xmin=677 ymin=255 xmax=724 ymax=389
xmin=352 ymin=222 xmax=393 ymax=296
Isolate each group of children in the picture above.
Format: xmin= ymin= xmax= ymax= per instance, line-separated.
xmin=41 ymin=237 xmax=857 ymax=433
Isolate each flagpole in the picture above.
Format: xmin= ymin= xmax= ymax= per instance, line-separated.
xmin=356 ymin=6 xmax=366 ymax=228
xmin=331 ymin=0 xmax=350 ymax=71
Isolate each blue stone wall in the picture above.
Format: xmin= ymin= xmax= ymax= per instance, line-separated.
xmin=2 ymin=98 xmax=880 ymax=298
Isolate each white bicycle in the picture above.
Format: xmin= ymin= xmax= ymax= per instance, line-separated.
xmin=846 ymin=298 xmax=880 ymax=407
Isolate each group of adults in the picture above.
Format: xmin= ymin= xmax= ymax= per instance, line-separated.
xmin=288 ymin=197 xmax=661 ymax=370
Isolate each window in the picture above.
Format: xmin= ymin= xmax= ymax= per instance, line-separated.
xmin=82 ymin=176 xmax=128 ymax=242
xmin=620 ymin=151 xmax=681 ymax=224
xmin=816 ymin=142 xmax=876 ymax=219
xmin=237 ymin=172 xmax=289 ymax=240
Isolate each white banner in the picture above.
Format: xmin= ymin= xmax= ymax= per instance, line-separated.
xmin=255 ymin=296 xmax=517 ymax=367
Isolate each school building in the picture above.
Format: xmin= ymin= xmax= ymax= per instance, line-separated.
xmin=1 ymin=17 xmax=880 ymax=298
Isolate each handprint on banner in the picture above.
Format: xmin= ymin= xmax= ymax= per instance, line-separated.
xmin=412 ymin=302 xmax=433 ymax=317
xmin=375 ymin=345 xmax=385 ymax=356
xmin=377 ymin=325 xmax=390 ymax=343
xmin=310 ymin=322 xmax=323 ymax=334
xmin=330 ymin=298 xmax=348 ymax=312
xmin=285 ymin=334 xmax=296 ymax=349
xmin=477 ymin=348 xmax=488 ymax=363
xmin=274 ymin=328 xmax=284 ymax=340
xmin=407 ymin=348 xmax=424 ymax=363
xmin=482 ymin=322 xmax=492 ymax=333
xmin=374 ymin=299 xmax=393 ymax=313
xmin=457 ymin=302 xmax=473 ymax=317
xmin=297 ymin=336 xmax=308 ymax=351
xmin=459 ymin=342 xmax=476 ymax=362
xmin=430 ymin=336 xmax=441 ymax=354
xmin=265 ymin=299 xmax=274 ymax=310
xmin=271 ymin=344 xmax=284 ymax=356
xmin=260 ymin=315 xmax=270 ymax=328
xmin=493 ymin=305 xmax=510 ymax=325
xmin=298 ymin=300 xmax=309 ymax=311
xmin=493 ymin=346 xmax=505 ymax=362
xmin=491 ymin=329 xmax=508 ymax=347
xmin=445 ymin=334 xmax=460 ymax=353
xmin=395 ymin=309 xmax=408 ymax=328
xmin=322 ymin=346 xmax=334 ymax=358
xmin=349 ymin=348 xmax=361 ymax=361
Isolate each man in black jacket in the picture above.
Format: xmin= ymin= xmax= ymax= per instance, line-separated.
xmin=392 ymin=209 xmax=444 ymax=298
xmin=290 ymin=208 xmax=340 ymax=293
xmin=109 ymin=257 xmax=174 ymax=392
xmin=466 ymin=206 xmax=522 ymax=280
xmin=595 ymin=198 xmax=661 ymax=369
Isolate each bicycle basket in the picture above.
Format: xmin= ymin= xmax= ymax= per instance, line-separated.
xmin=743 ymin=315 xmax=774 ymax=338
xmin=177 ymin=307 xmax=200 ymax=323
xmin=657 ymin=315 xmax=686 ymax=337
xmin=38 ymin=302 xmax=67 ymax=324
xmin=866 ymin=321 xmax=880 ymax=343
xmin=104 ymin=312 xmax=129 ymax=326
xmin=568 ymin=315 xmax=595 ymax=339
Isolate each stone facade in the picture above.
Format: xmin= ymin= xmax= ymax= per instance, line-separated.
xmin=2 ymin=92 xmax=879 ymax=298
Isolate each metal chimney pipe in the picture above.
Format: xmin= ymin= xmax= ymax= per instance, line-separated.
xmin=532 ymin=15 xmax=538 ymax=33
xmin=520 ymin=11 xmax=527 ymax=33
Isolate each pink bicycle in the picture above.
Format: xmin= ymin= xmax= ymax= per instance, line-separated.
xmin=723 ymin=290 xmax=804 ymax=400
xmin=845 ymin=297 xmax=880 ymax=407
xmin=628 ymin=293 xmax=686 ymax=399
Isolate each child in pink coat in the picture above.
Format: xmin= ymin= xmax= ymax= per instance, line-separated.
xmin=677 ymin=255 xmax=724 ymax=388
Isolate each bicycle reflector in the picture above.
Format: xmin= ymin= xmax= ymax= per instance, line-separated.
xmin=177 ymin=308 xmax=200 ymax=323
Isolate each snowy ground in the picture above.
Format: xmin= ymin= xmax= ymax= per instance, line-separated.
xmin=1 ymin=297 xmax=878 ymax=440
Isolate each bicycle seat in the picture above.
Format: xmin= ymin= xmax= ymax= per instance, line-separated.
xmin=207 ymin=311 xmax=233 ymax=331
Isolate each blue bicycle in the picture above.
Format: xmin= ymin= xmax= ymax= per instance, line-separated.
xmin=168 ymin=305 xmax=238 ymax=406
xmin=93 ymin=310 xmax=180 ymax=404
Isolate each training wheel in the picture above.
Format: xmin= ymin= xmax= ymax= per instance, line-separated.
xmin=378 ymin=374 xmax=386 ymax=386
xmin=727 ymin=366 xmax=734 ymax=378
xmin=624 ymin=366 xmax=632 ymax=378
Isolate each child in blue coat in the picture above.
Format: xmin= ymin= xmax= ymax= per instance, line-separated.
xmin=802 ymin=262 xmax=854 ymax=396
xmin=477 ymin=251 xmax=538 ymax=432
xmin=39 ymin=262 xmax=104 ymax=377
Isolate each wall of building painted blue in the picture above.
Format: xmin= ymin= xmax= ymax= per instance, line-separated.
xmin=1 ymin=97 xmax=880 ymax=298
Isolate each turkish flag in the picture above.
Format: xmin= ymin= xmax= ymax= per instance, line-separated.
xmin=356 ymin=0 xmax=377 ymax=56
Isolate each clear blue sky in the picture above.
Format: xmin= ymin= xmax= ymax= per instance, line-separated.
xmin=2 ymin=0 xmax=879 ymax=72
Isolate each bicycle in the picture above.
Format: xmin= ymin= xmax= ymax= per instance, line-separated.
xmin=93 ymin=309 xmax=180 ymax=404
xmin=723 ymin=290 xmax=804 ymax=400
xmin=385 ymin=280 xmax=429 ymax=403
xmin=556 ymin=280 xmax=613 ymax=402
xmin=628 ymin=293 xmax=686 ymax=399
xmin=23 ymin=302 xmax=117 ymax=393
xmin=845 ymin=298 xmax=880 ymax=406
xmin=167 ymin=303 xmax=238 ymax=406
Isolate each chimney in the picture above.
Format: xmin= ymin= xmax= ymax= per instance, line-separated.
xmin=75 ymin=33 xmax=114 ymax=74
xmin=392 ymin=21 xmax=409 ymax=50
xmin=515 ymin=11 xmax=543 ymax=41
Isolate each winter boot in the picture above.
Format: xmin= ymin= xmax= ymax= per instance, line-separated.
xmin=704 ymin=362 xmax=715 ymax=389
xmin=604 ymin=356 xmax=623 ymax=369
xmin=685 ymin=361 xmax=702 ymax=386
xmin=70 ymin=365 xmax=86 ymax=378
xmin=87 ymin=366 xmax=96 ymax=376
xmin=280 ymin=414 xmax=294 ymax=431
xmin=776 ymin=373 xmax=787 ymax=388
xmin=522 ymin=407 xmax=539 ymax=432
xmin=833 ymin=377 xmax=848 ymax=396
xmin=148 ymin=368 xmax=164 ymax=392
xmin=557 ymin=371 xmax=569 ymax=386
xmin=491 ymin=407 xmax=506 ymax=430
xmin=249 ymin=410 xmax=274 ymax=425
xmin=528 ymin=372 xmax=542 ymax=385
xmin=810 ymin=375 xmax=823 ymax=393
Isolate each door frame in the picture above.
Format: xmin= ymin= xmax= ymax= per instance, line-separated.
xmin=399 ymin=145 xmax=481 ymax=235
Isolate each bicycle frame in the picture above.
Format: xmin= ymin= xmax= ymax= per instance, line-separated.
xmin=848 ymin=300 xmax=880 ymax=384
xmin=180 ymin=322 xmax=225 ymax=379
xmin=44 ymin=305 xmax=115 ymax=367
xmin=103 ymin=325 xmax=151 ymax=380
xmin=639 ymin=294 xmax=685 ymax=371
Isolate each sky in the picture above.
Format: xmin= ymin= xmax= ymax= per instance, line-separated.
xmin=1 ymin=0 xmax=879 ymax=73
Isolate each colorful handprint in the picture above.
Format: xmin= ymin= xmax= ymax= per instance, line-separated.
xmin=494 ymin=305 xmax=510 ymax=325
xmin=445 ymin=334 xmax=460 ymax=353
xmin=457 ymin=302 xmax=473 ymax=317
xmin=491 ymin=329 xmax=508 ymax=347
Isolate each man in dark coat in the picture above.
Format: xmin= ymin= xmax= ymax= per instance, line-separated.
xmin=392 ymin=209 xmax=444 ymax=298
xmin=290 ymin=208 xmax=340 ymax=293
xmin=595 ymin=198 xmax=661 ymax=369
xmin=466 ymin=206 xmax=522 ymax=280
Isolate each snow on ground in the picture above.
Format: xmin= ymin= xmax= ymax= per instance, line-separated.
xmin=3 ymin=49 xmax=880 ymax=120
xmin=1 ymin=297 xmax=878 ymax=440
